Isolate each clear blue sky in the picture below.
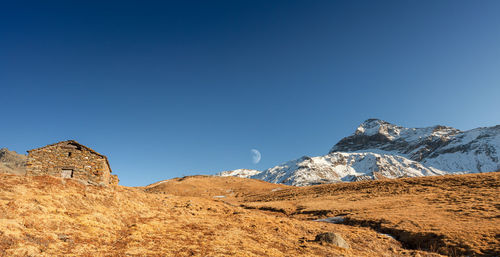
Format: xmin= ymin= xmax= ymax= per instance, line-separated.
xmin=1 ymin=1 xmax=499 ymax=186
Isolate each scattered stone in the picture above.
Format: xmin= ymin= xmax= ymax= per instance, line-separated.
xmin=314 ymin=232 xmax=349 ymax=249
xmin=58 ymin=234 xmax=70 ymax=242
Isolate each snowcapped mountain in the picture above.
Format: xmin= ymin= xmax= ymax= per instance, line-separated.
xmin=331 ymin=119 xmax=500 ymax=173
xmin=216 ymin=119 xmax=500 ymax=186
xmin=252 ymin=152 xmax=445 ymax=186
xmin=216 ymin=169 xmax=262 ymax=178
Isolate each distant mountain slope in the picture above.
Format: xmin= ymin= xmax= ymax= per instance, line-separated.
xmin=217 ymin=119 xmax=500 ymax=186
xmin=331 ymin=119 xmax=500 ymax=173
xmin=216 ymin=169 xmax=261 ymax=178
xmin=252 ymin=152 xmax=446 ymax=186
xmin=0 ymin=148 xmax=26 ymax=175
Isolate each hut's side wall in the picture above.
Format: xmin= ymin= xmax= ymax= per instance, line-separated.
xmin=26 ymin=142 xmax=112 ymax=185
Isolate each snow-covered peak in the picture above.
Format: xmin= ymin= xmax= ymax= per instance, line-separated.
xmin=352 ymin=119 xmax=460 ymax=143
xmin=216 ymin=169 xmax=262 ymax=178
xmin=250 ymin=152 xmax=446 ymax=186
xmin=331 ymin=119 xmax=462 ymax=160
xmin=355 ymin=119 xmax=402 ymax=139
xmin=216 ymin=120 xmax=499 ymax=186
xmin=332 ymin=120 xmax=499 ymax=173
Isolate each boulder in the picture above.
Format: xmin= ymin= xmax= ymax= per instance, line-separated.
xmin=314 ymin=232 xmax=349 ymax=249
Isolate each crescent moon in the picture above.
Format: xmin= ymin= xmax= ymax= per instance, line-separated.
xmin=251 ymin=149 xmax=261 ymax=164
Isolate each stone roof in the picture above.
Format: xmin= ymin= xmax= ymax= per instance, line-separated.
xmin=27 ymin=140 xmax=113 ymax=173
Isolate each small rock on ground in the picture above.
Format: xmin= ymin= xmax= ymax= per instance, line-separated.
xmin=314 ymin=232 xmax=350 ymax=249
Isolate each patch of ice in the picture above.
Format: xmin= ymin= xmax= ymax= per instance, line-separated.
xmin=378 ymin=233 xmax=396 ymax=240
xmin=313 ymin=216 xmax=345 ymax=224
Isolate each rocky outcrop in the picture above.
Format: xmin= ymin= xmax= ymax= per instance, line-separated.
xmin=0 ymin=148 xmax=27 ymax=175
xmin=314 ymin=232 xmax=349 ymax=249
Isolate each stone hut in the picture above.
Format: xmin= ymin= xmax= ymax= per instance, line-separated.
xmin=26 ymin=140 xmax=119 ymax=185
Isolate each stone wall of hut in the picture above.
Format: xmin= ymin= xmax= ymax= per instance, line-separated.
xmin=26 ymin=141 xmax=116 ymax=185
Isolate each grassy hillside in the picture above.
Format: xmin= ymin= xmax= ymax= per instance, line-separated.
xmin=239 ymin=173 xmax=500 ymax=256
xmin=143 ymin=175 xmax=290 ymax=199
xmin=0 ymin=174 xmax=439 ymax=257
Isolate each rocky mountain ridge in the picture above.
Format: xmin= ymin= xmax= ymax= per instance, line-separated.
xmin=0 ymin=148 xmax=27 ymax=175
xmin=332 ymin=119 xmax=500 ymax=173
xmin=217 ymin=119 xmax=500 ymax=186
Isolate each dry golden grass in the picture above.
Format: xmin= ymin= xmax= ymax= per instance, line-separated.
xmin=143 ymin=175 xmax=290 ymax=200
xmin=238 ymin=173 xmax=500 ymax=257
xmin=0 ymin=174 xmax=439 ymax=257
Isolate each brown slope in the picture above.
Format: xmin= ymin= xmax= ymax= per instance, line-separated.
xmin=241 ymin=172 xmax=500 ymax=256
xmin=0 ymin=173 xmax=440 ymax=257
xmin=143 ymin=175 xmax=289 ymax=200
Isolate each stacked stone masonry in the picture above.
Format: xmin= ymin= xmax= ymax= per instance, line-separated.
xmin=26 ymin=140 xmax=118 ymax=186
